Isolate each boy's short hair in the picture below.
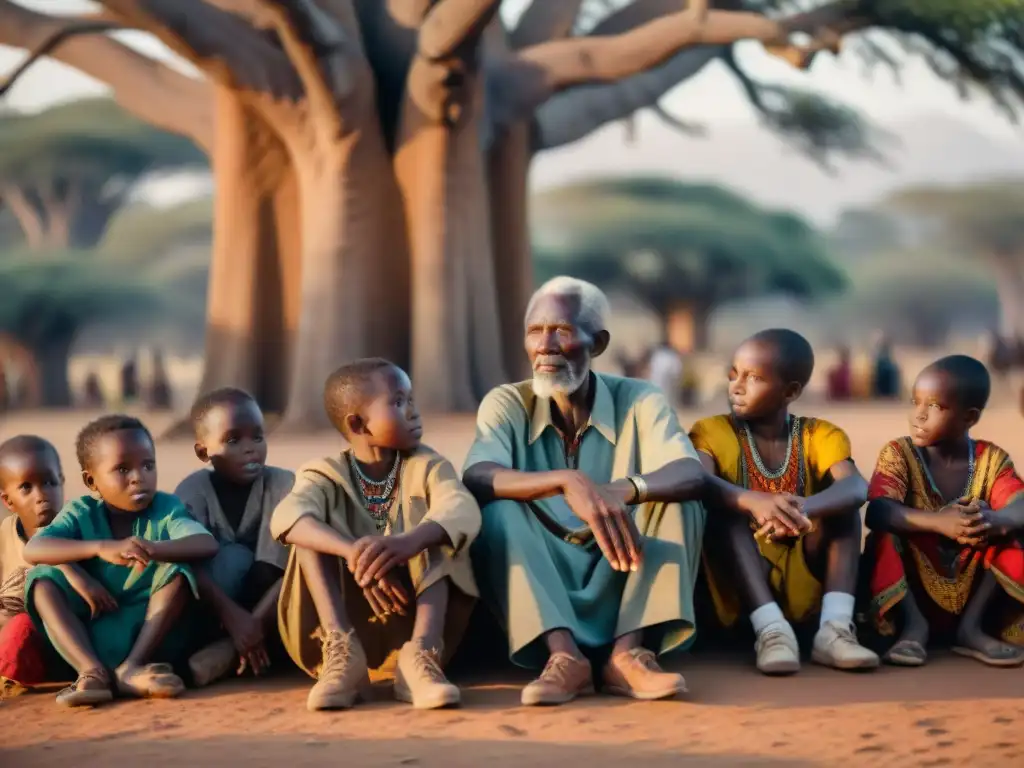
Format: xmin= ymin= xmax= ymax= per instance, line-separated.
xmin=0 ymin=435 xmax=61 ymax=482
xmin=748 ymin=328 xmax=815 ymax=388
xmin=190 ymin=387 xmax=258 ymax=437
xmin=75 ymin=415 xmax=153 ymax=471
xmin=323 ymin=358 xmax=397 ymax=434
xmin=925 ymin=355 xmax=991 ymax=410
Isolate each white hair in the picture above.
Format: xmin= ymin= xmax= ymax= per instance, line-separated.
xmin=524 ymin=276 xmax=610 ymax=335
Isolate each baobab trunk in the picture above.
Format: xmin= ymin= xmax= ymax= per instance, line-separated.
xmin=189 ymin=90 xmax=296 ymax=417
xmin=396 ymin=64 xmax=507 ymax=411
xmin=280 ymin=132 xmax=402 ymax=430
xmin=488 ymin=124 xmax=534 ymax=382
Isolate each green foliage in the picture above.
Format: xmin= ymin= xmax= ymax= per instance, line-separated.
xmin=0 ymin=98 xmax=204 ymax=186
xmin=101 ymin=197 xmax=213 ymax=264
xmin=531 ymin=176 xmax=845 ymax=313
xmin=0 ymin=249 xmax=193 ymax=343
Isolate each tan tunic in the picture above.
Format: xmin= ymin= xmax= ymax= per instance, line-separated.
xmin=174 ymin=466 xmax=294 ymax=570
xmin=270 ymin=446 xmax=481 ymax=678
xmin=0 ymin=513 xmax=31 ymax=618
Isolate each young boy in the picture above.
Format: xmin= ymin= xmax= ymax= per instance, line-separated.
xmin=690 ymin=329 xmax=879 ymax=674
xmin=270 ymin=358 xmax=481 ymax=712
xmin=174 ymin=388 xmax=294 ymax=686
xmin=0 ymin=436 xmax=66 ymax=692
xmin=23 ymin=415 xmax=218 ymax=706
xmin=865 ymin=355 xmax=1024 ymax=667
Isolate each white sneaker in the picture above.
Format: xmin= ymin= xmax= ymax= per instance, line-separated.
xmin=811 ymin=621 xmax=880 ymax=671
xmin=755 ymin=623 xmax=801 ymax=675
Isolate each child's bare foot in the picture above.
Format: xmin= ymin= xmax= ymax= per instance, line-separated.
xmin=953 ymin=628 xmax=1024 ymax=667
xmin=884 ymin=620 xmax=929 ymax=667
xmin=114 ymin=662 xmax=185 ymax=699
xmin=56 ymin=668 xmax=114 ymax=707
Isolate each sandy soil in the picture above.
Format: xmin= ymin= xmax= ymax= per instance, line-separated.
xmin=2 ymin=403 xmax=1023 ymax=767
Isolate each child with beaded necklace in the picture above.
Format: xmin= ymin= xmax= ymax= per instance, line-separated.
xmin=690 ymin=329 xmax=879 ymax=675
xmin=270 ymin=358 xmax=481 ymax=712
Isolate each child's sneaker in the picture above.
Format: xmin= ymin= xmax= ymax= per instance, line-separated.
xmin=394 ymin=640 xmax=460 ymax=709
xmin=306 ymin=629 xmax=369 ymax=711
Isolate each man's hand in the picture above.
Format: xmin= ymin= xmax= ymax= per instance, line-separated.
xmin=63 ymin=568 xmax=117 ymax=619
xmin=350 ymin=534 xmax=419 ymax=587
xmin=362 ymin=570 xmax=411 ymax=619
xmin=223 ymin=604 xmax=270 ymax=676
xmin=96 ymin=537 xmax=152 ymax=569
xmin=561 ymin=471 xmax=642 ymax=572
xmin=742 ymin=492 xmax=811 ymax=541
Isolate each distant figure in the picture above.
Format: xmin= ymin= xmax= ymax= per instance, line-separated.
xmin=827 ymin=345 xmax=853 ymax=401
xmin=0 ymin=360 xmax=7 ymax=412
xmin=872 ymin=335 xmax=901 ymax=400
xmin=647 ymin=340 xmax=683 ymax=405
xmin=987 ymin=330 xmax=1013 ymax=377
xmin=616 ymin=351 xmax=643 ymax=379
xmin=120 ymin=355 xmax=139 ymax=404
xmin=82 ymin=372 xmax=105 ymax=409
xmin=148 ymin=350 xmax=173 ymax=411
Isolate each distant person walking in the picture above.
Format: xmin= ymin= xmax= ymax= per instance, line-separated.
xmin=148 ymin=349 xmax=173 ymax=411
xmin=871 ymin=335 xmax=901 ymax=400
xmin=120 ymin=354 xmax=139 ymax=404
xmin=827 ymin=345 xmax=853 ymax=401
xmin=647 ymin=340 xmax=683 ymax=405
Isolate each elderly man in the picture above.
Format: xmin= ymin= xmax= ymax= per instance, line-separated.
xmin=463 ymin=276 xmax=707 ymax=707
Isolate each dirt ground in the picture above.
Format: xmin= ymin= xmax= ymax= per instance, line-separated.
xmin=2 ymin=403 xmax=1023 ymax=767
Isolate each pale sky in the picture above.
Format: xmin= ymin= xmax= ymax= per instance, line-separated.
xmin=1 ymin=0 xmax=1019 ymax=141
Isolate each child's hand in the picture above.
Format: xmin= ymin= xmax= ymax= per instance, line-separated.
xmin=64 ymin=568 xmax=117 ymax=619
xmin=97 ymin=537 xmax=153 ymax=568
xmin=362 ymin=571 xmax=410 ymax=619
xmin=223 ymin=605 xmax=269 ymax=676
xmin=932 ymin=502 xmax=989 ymax=544
xmin=744 ymin=492 xmax=810 ymax=540
xmin=350 ymin=534 xmax=419 ymax=587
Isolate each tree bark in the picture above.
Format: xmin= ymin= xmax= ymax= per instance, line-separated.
xmin=0 ymin=186 xmax=46 ymax=249
xmin=186 ymin=89 xmax=296 ymax=422
xmin=662 ymin=300 xmax=711 ymax=353
xmin=396 ymin=57 xmax=507 ymax=411
xmin=487 ymin=123 xmax=533 ymax=382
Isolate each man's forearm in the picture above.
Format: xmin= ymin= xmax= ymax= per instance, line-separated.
xmin=619 ymin=458 xmax=707 ymax=504
xmin=463 ymin=462 xmax=567 ymax=504
xmin=282 ymin=516 xmax=355 ymax=560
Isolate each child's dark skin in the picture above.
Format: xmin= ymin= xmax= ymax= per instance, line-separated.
xmin=192 ymin=399 xmax=280 ymax=676
xmin=702 ymin=338 xmax=867 ymax=609
xmin=24 ymin=428 xmax=218 ymax=694
xmin=865 ymin=367 xmax=1024 ymax=660
xmin=281 ymin=365 xmax=452 ymax=650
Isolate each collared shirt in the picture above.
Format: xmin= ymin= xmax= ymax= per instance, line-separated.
xmin=463 ymin=372 xmax=699 ymax=530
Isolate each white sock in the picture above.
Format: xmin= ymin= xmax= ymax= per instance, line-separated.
xmin=820 ymin=592 xmax=855 ymax=628
xmin=750 ymin=602 xmax=786 ymax=635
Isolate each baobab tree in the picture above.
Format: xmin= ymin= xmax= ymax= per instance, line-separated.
xmin=2 ymin=0 xmax=1023 ymax=429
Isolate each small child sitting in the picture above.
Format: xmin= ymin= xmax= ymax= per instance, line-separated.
xmin=0 ymin=436 xmax=66 ymax=693
xmin=271 ymin=358 xmax=481 ymax=711
xmin=175 ymin=388 xmax=294 ymax=686
xmin=23 ymin=415 xmax=218 ymax=707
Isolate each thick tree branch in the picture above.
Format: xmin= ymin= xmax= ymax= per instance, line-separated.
xmin=420 ymin=0 xmax=502 ymax=61
xmin=0 ymin=184 xmax=45 ymax=249
xmin=258 ymin=0 xmax=355 ymax=123
xmin=97 ymin=0 xmax=301 ymax=98
xmin=0 ymin=1 xmax=213 ymax=152
xmin=509 ymin=0 xmax=586 ymax=49
xmin=0 ymin=19 xmax=120 ymax=98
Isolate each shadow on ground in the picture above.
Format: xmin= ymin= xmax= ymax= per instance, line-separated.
xmin=1 ymin=736 xmax=811 ymax=768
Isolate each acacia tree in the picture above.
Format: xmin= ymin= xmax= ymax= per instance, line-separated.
xmin=2 ymin=0 xmax=1022 ymax=428
xmin=887 ymin=181 xmax=1024 ymax=338
xmin=532 ymin=177 xmax=845 ymax=350
xmin=0 ymin=251 xmax=169 ymax=407
xmin=0 ymin=98 xmax=204 ymax=249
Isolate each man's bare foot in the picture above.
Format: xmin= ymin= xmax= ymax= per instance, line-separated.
xmin=953 ymin=628 xmax=1024 ymax=667
xmin=114 ymin=662 xmax=186 ymax=699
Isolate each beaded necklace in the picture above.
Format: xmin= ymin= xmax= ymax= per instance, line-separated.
xmin=736 ymin=415 xmax=805 ymax=495
xmin=348 ymin=452 xmax=401 ymax=534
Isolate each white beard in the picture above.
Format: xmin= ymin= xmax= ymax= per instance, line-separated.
xmin=532 ymin=357 xmax=591 ymax=399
